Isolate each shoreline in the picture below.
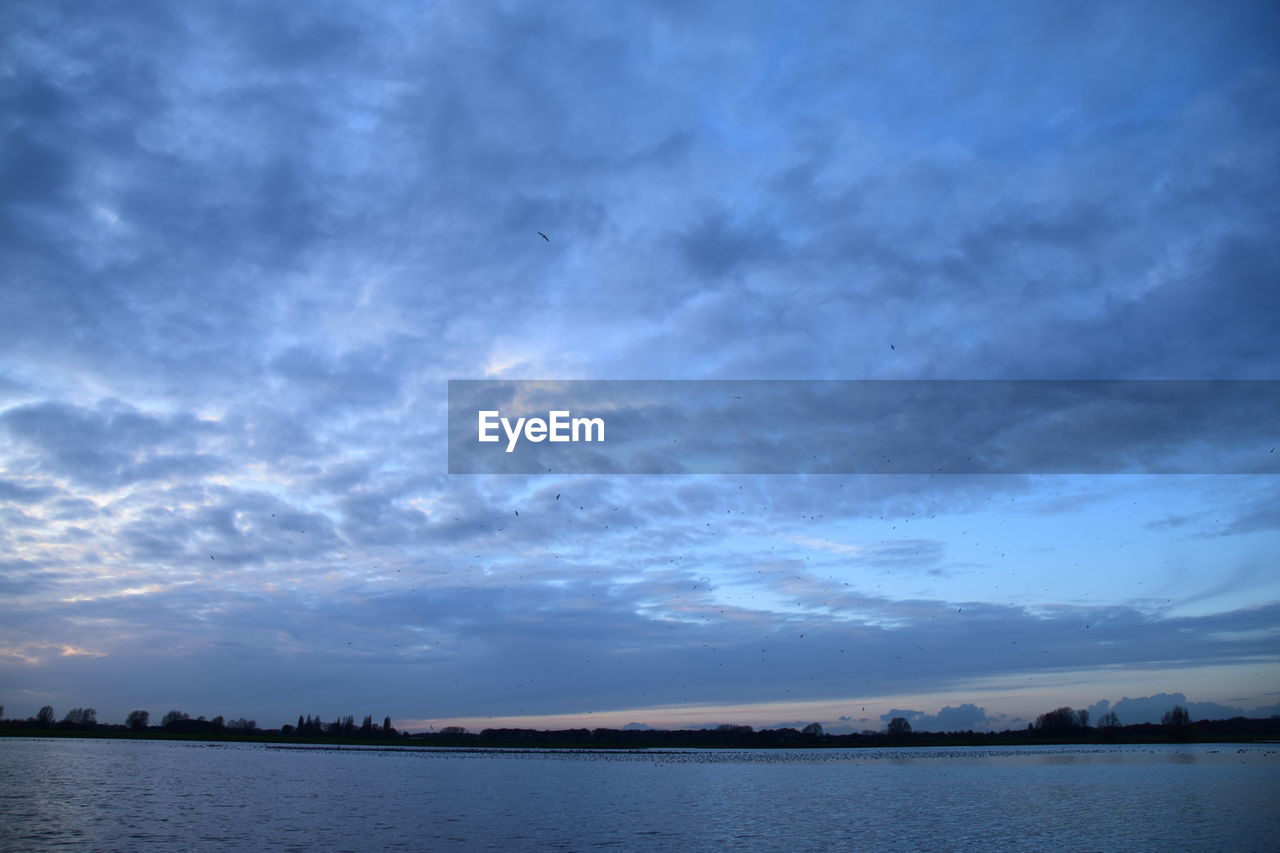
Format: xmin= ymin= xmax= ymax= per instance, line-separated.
xmin=5 ymin=727 xmax=1277 ymax=751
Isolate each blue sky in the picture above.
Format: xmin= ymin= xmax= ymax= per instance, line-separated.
xmin=1 ymin=0 xmax=1277 ymax=733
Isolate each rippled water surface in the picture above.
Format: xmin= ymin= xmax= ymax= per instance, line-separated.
xmin=1 ymin=738 xmax=1276 ymax=851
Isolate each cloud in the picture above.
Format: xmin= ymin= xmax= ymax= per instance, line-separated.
xmin=0 ymin=0 xmax=1277 ymax=727
xmin=0 ymin=478 xmax=58 ymax=503
xmin=876 ymin=704 xmax=993 ymax=732
xmin=1086 ymin=693 xmax=1254 ymax=726
xmin=2 ymin=401 xmax=225 ymax=489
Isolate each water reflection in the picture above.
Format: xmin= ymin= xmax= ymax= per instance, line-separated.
xmin=0 ymin=739 xmax=1275 ymax=852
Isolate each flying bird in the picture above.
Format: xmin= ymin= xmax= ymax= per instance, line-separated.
xmin=537 ymin=231 xmax=549 ymax=241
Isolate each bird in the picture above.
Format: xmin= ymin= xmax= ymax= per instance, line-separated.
xmin=890 ymin=344 xmax=895 ymax=351
xmin=537 ymin=232 xmax=549 ymax=241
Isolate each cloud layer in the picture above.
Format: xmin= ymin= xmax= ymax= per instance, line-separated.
xmin=1 ymin=0 xmax=1277 ymax=728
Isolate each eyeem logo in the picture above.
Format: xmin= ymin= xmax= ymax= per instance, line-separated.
xmin=478 ymin=410 xmax=605 ymax=452
xmin=450 ymin=379 xmax=1280 ymax=475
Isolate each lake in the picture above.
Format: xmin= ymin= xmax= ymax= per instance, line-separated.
xmin=1 ymin=738 xmax=1276 ymax=851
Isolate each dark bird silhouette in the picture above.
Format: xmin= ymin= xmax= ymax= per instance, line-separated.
xmin=537 ymin=232 xmax=549 ymax=241
xmin=890 ymin=344 xmax=895 ymax=351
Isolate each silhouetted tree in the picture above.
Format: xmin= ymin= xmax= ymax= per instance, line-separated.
xmin=60 ymin=708 xmax=96 ymax=728
xmin=1097 ymin=711 xmax=1120 ymax=728
xmin=383 ymin=716 xmax=394 ymax=736
xmin=35 ymin=706 xmax=55 ymax=727
xmin=1034 ymin=707 xmax=1089 ymax=732
xmin=802 ymin=722 xmax=824 ymax=737
xmin=707 ymin=724 xmax=751 ymax=744
xmin=161 ymin=710 xmax=190 ymax=729
xmin=1163 ymin=705 xmax=1191 ymax=740
xmin=360 ymin=715 xmax=374 ymax=736
xmin=328 ymin=715 xmax=356 ymax=736
xmin=225 ymin=717 xmax=256 ymax=733
xmin=887 ymin=717 xmax=912 ymax=738
xmin=126 ymin=710 xmax=150 ymax=731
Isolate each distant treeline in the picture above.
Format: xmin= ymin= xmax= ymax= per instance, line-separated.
xmin=0 ymin=706 xmax=397 ymax=738
xmin=423 ymin=710 xmax=1280 ymax=748
xmin=3 ymin=703 xmax=1277 ymax=747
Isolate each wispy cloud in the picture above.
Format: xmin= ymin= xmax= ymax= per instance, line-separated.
xmin=1 ymin=0 xmax=1276 ymax=726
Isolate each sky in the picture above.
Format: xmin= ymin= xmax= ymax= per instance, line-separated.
xmin=1 ymin=0 xmax=1278 ymax=734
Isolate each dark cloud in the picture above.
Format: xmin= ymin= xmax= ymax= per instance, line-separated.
xmin=270 ymin=346 xmax=403 ymax=412
xmin=876 ymin=704 xmax=993 ymax=732
xmin=678 ymin=209 xmax=790 ymax=279
xmin=2 ymin=401 xmax=224 ymax=489
xmin=1086 ymin=693 xmax=1260 ymax=726
xmin=0 ymin=478 xmax=57 ymax=503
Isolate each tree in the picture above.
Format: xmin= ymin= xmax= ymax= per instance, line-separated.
xmin=1034 ymin=707 xmax=1089 ymax=732
xmin=383 ymin=716 xmax=395 ymax=736
xmin=887 ymin=717 xmax=912 ymax=738
xmin=61 ymin=708 xmax=96 ymax=728
xmin=1162 ymin=704 xmax=1191 ymax=740
xmin=225 ymin=718 xmax=256 ymax=733
xmin=35 ymin=706 xmax=55 ymax=727
xmin=126 ymin=710 xmax=150 ymax=731
xmin=161 ymin=710 xmax=190 ymax=729
xmin=802 ymin=722 xmax=824 ymax=737
xmin=1097 ymin=711 xmax=1120 ymax=728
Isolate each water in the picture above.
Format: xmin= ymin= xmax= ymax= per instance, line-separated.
xmin=1 ymin=738 xmax=1276 ymax=851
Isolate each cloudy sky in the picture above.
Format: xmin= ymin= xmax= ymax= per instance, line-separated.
xmin=2 ymin=0 xmax=1278 ymax=733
